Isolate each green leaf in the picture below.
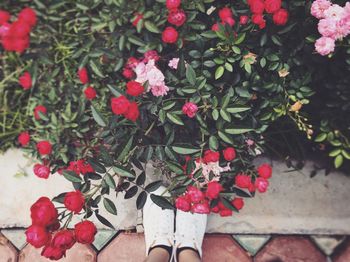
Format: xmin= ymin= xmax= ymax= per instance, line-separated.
xmin=136 ymin=191 xmax=147 ymax=210
xmin=62 ymin=170 xmax=82 ymax=183
xmin=150 ymin=194 xmax=174 ymax=210
xmin=209 ymin=136 xmax=219 ymax=151
xmin=342 ymin=150 xmax=350 ymax=160
xmin=116 ymin=136 xmax=134 ymax=162
xmin=220 ymin=109 xmax=231 ymax=122
xmin=144 ymin=21 xmax=161 ymax=33
xmin=234 ymin=33 xmax=246 ymax=45
xmin=91 ymin=105 xmax=107 ymax=127
xmin=145 ymin=181 xmax=162 ymax=193
xmin=226 ymin=107 xmax=251 ymax=113
xmin=221 ymin=197 xmax=238 ymax=212
xmin=315 ymin=133 xmax=327 ymax=142
xmin=124 ymin=186 xmax=138 ymax=199
xmin=166 ymin=161 xmax=184 ymax=175
xmin=103 ymin=198 xmax=117 ymax=215
xmin=215 ymin=66 xmax=224 ymax=80
xmin=167 ymin=112 xmax=184 ymax=125
xmin=334 ymin=154 xmax=344 ymax=168
xmin=172 ymin=146 xmax=201 ymax=155
xmin=186 ymin=65 xmax=196 ymax=85
xmin=87 ymin=158 xmax=106 ymax=173
xmin=104 ymin=173 xmax=116 ymax=189
xmin=218 ymin=131 xmax=233 ymax=144
xmin=225 ymin=128 xmax=253 ymax=135
xmin=113 ymin=165 xmax=135 ymax=178
xmin=95 ymin=213 xmax=115 ymax=229
xmin=89 ymin=60 xmax=104 ymax=78
xmin=329 ymin=149 xmax=341 ymax=157
xmin=128 ymin=35 xmax=144 ymax=46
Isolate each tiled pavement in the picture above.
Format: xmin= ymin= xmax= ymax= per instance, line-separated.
xmin=1 ymin=230 xmax=350 ymax=262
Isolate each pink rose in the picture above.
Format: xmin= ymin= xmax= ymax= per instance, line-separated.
xmin=318 ymin=18 xmax=337 ymax=38
xmin=187 ymin=186 xmax=205 ymax=204
xmin=151 ymin=84 xmax=169 ymax=97
xmin=168 ymin=57 xmax=180 ymax=69
xmin=315 ymin=36 xmax=335 ymax=56
xmin=33 ymin=164 xmax=50 ymax=179
xmin=311 ymin=0 xmax=332 ymax=19
xmin=191 ymin=201 xmax=210 ymax=214
xmin=182 ymin=102 xmax=198 ymax=118
xmin=255 ymin=177 xmax=269 ymax=193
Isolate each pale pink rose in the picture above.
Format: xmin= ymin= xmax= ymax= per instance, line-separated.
xmin=318 ymin=18 xmax=337 ymax=38
xmin=246 ymin=139 xmax=255 ymax=146
xmin=151 ymin=84 xmax=169 ymax=97
xmin=315 ymin=36 xmax=335 ymax=55
xmin=182 ymin=102 xmax=198 ymax=118
xmin=168 ymin=58 xmax=180 ymax=69
xmin=134 ymin=62 xmax=148 ymax=84
xmin=192 ymin=160 xmax=230 ymax=186
xmin=334 ymin=19 xmax=350 ymax=39
xmin=324 ymin=4 xmax=346 ymax=21
xmin=311 ymin=0 xmax=332 ymax=19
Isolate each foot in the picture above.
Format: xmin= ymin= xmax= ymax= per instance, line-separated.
xmin=143 ymin=186 xmax=175 ymax=256
xmin=174 ymin=210 xmax=207 ymax=258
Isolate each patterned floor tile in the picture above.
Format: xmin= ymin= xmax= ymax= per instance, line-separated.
xmin=0 ymin=232 xmax=17 ymax=262
xmin=202 ymin=235 xmax=252 ymax=262
xmin=92 ymin=229 xmax=118 ymax=251
xmin=97 ymin=232 xmax=145 ymax=262
xmin=255 ymin=236 xmax=327 ymax=262
xmin=332 ymin=238 xmax=350 ymax=262
xmin=311 ymin=235 xmax=345 ymax=256
xmin=1 ymin=229 xmax=27 ymax=250
xmin=233 ymin=235 xmax=270 ymax=256
xmin=19 ymin=243 xmax=96 ymax=262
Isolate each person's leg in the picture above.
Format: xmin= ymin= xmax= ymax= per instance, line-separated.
xmin=145 ymin=247 xmax=170 ymax=262
xmin=175 ymin=210 xmax=207 ymax=262
xmin=143 ymin=186 xmax=174 ymax=261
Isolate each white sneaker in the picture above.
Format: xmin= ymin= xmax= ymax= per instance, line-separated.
xmin=143 ymin=186 xmax=175 ymax=256
xmin=174 ymin=210 xmax=207 ymax=258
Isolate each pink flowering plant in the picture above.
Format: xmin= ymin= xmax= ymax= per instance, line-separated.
xmin=1 ymin=0 xmax=350 ymax=260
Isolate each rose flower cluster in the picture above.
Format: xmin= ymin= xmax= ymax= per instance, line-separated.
xmin=311 ymin=0 xmax=350 ymax=56
xmin=176 ymin=147 xmax=273 ymax=217
xmin=0 ymin=7 xmax=36 ymax=53
xmin=162 ymin=0 xmax=187 ymax=43
xmin=25 ymin=192 xmax=97 ymax=260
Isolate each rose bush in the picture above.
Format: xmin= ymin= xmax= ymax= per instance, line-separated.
xmin=0 ymin=0 xmax=350 ymax=260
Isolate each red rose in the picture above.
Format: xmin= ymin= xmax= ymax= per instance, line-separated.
xmin=248 ymin=183 xmax=256 ymax=193
xmin=219 ymin=208 xmax=232 ymax=217
xmin=30 ymin=197 xmax=58 ymax=226
xmin=126 ymin=81 xmax=145 ymax=96
xmin=203 ymin=150 xmax=220 ymax=164
xmin=232 ymin=198 xmax=244 ymax=210
xmin=206 ymin=181 xmax=223 ymax=200
xmin=175 ymin=196 xmax=191 ymax=212
xmin=18 ymin=131 xmax=30 ymax=146
xmin=144 ymin=50 xmax=160 ymax=62
xmin=74 ymin=220 xmax=97 ymax=244
xmin=166 ymin=0 xmax=181 ymax=10
xmin=249 ymin=0 xmax=265 ymax=14
xmin=33 ymin=164 xmax=50 ymax=179
xmin=222 ymin=17 xmax=235 ymax=27
xmin=25 ymin=225 xmax=51 ymax=248
xmin=3 ymin=35 xmax=30 ymax=53
xmin=36 ymin=140 xmax=52 ymax=155
xmin=219 ymin=7 xmax=233 ymax=20
xmin=223 ymin=147 xmax=236 ymax=161
xmin=235 ymin=174 xmax=252 ymax=189
xmin=124 ymin=101 xmax=140 ymax=122
xmin=187 ymin=186 xmax=205 ymax=203
xmin=251 ymin=14 xmax=265 ymax=26
xmin=211 ymin=205 xmax=220 ymax=213
xmin=64 ymin=191 xmax=85 ymax=214
xmin=41 ymin=245 xmax=65 ymax=261
xmin=19 ymin=71 xmax=32 ymax=90
xmin=8 ymin=20 xmax=31 ymax=38
xmin=182 ymin=102 xmax=198 ymax=118
xmin=0 ymin=22 xmax=10 ymax=37
xmin=34 ymin=105 xmax=47 ymax=120
xmin=18 ymin=7 xmax=37 ymax=28
xmin=122 ymin=68 xmax=135 ymax=79
xmin=84 ymin=86 xmax=97 ymax=100
xmin=66 ymin=159 xmax=94 ymax=175
xmin=211 ymin=23 xmax=219 ymax=31
xmin=47 ymin=220 xmax=60 ymax=232
xmin=273 ymin=8 xmax=289 ymax=26
xmin=240 ymin=15 xmax=249 ymax=25
xmin=265 ymin=0 xmax=282 ymax=14
xmin=191 ymin=201 xmax=210 ymax=214
xmin=257 ymin=163 xmax=272 ymax=179
xmin=255 ymin=177 xmax=269 ymax=193
xmin=126 ymin=57 xmax=140 ymax=68
xmin=168 ymin=9 xmax=186 ymax=27
xmin=132 ymin=13 xmax=143 ymax=27
xmin=162 ymin=26 xmax=178 ymax=44
xmin=0 ymin=10 xmax=10 ymax=26
xmin=78 ymin=67 xmax=89 ymax=84
xmin=52 ymin=230 xmax=76 ymax=250
xmin=111 ymin=95 xmax=130 ymax=115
